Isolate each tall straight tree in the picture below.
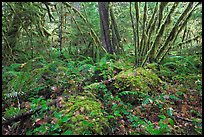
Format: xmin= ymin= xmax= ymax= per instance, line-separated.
xmin=98 ymin=2 xmax=113 ymax=54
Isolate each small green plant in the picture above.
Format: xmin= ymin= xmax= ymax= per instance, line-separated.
xmin=95 ymin=56 xmax=115 ymax=80
xmin=4 ymin=106 xmax=20 ymax=118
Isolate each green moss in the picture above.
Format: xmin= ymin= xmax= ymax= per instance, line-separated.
xmin=84 ymin=67 xmax=165 ymax=105
xmin=114 ymin=67 xmax=163 ymax=94
xmin=83 ymin=83 xmax=108 ymax=100
xmin=60 ymin=94 xmax=109 ymax=135
xmin=84 ymin=83 xmax=101 ymax=94
xmin=145 ymin=63 xmax=159 ymax=71
xmin=113 ymin=59 xmax=134 ymax=70
xmin=110 ymin=67 xmax=164 ymax=104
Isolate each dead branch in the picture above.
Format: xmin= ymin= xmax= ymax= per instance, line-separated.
xmin=2 ymin=99 xmax=60 ymax=126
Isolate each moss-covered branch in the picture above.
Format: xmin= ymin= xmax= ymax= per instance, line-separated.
xmin=141 ymin=2 xmax=178 ymax=66
xmin=130 ymin=2 xmax=138 ymax=66
xmin=139 ymin=2 xmax=147 ymax=65
xmin=155 ymin=2 xmax=194 ymax=61
xmin=156 ymin=2 xmax=168 ymax=32
xmin=135 ymin=2 xmax=140 ymax=65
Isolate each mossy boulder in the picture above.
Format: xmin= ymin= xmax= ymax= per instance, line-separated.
xmin=112 ymin=67 xmax=164 ymax=104
xmin=114 ymin=67 xmax=163 ymax=93
xmin=60 ymin=93 xmax=109 ymax=135
xmin=84 ymin=67 xmax=164 ymax=105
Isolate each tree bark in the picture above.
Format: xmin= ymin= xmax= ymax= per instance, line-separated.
xmin=134 ymin=2 xmax=140 ymax=65
xmin=155 ymin=2 xmax=194 ymax=61
xmin=98 ymin=2 xmax=113 ymax=54
xmin=130 ymin=2 xmax=138 ymax=66
xmin=110 ymin=4 xmax=123 ymax=54
xmin=142 ymin=2 xmax=178 ymax=66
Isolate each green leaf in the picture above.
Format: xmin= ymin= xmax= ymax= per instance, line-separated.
xmin=112 ymin=103 xmax=117 ymax=110
xmin=36 ymin=125 xmax=47 ymax=133
xmin=41 ymin=100 xmax=47 ymax=104
xmin=158 ymin=115 xmax=166 ymax=119
xmin=82 ymin=120 xmax=89 ymax=125
xmin=167 ymin=108 xmax=173 ymax=117
xmin=63 ymin=130 xmax=72 ymax=135
xmin=41 ymin=104 xmax=48 ymax=110
xmin=114 ymin=110 xmax=122 ymax=117
xmin=33 ymin=98 xmax=42 ymax=104
xmin=142 ymin=96 xmax=153 ymax=106
xmin=169 ymin=95 xmax=180 ymax=100
xmin=82 ymin=120 xmax=93 ymax=127
xmin=53 ymin=124 xmax=60 ymax=130
xmin=90 ymin=111 xmax=95 ymax=116
xmin=122 ymin=109 xmax=129 ymax=115
xmin=54 ymin=112 xmax=62 ymax=118
xmin=26 ymin=130 xmax=32 ymax=135
xmin=192 ymin=118 xmax=202 ymax=124
xmin=62 ymin=115 xmax=69 ymax=122
xmin=107 ymin=115 xmax=114 ymax=119
xmin=168 ymin=118 xmax=174 ymax=127
xmin=146 ymin=127 xmax=160 ymax=135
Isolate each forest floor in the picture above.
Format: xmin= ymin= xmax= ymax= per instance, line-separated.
xmin=2 ymin=55 xmax=202 ymax=135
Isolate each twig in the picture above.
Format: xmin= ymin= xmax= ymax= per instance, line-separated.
xmin=173 ymin=115 xmax=193 ymax=123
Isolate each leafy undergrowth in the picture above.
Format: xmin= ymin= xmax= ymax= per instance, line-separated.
xmin=2 ymin=55 xmax=202 ymax=135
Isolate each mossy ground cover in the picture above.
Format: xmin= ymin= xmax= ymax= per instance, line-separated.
xmin=2 ymin=55 xmax=202 ymax=135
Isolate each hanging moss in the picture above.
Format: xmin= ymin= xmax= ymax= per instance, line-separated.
xmin=60 ymin=94 xmax=109 ymax=135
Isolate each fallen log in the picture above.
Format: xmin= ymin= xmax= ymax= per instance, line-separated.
xmin=2 ymin=98 xmax=61 ymax=126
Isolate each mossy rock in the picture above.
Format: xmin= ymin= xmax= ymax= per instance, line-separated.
xmin=60 ymin=93 xmax=109 ymax=135
xmin=84 ymin=67 xmax=164 ymax=104
xmin=114 ymin=67 xmax=163 ymax=93
xmin=111 ymin=67 xmax=163 ymax=104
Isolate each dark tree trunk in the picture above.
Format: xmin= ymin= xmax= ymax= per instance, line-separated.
xmin=59 ymin=2 xmax=63 ymax=56
xmin=98 ymin=2 xmax=113 ymax=54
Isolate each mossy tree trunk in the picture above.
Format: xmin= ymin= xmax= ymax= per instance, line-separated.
xmin=64 ymin=2 xmax=106 ymax=61
xmin=139 ymin=2 xmax=148 ymax=65
xmin=59 ymin=2 xmax=64 ymax=56
xmin=134 ymin=2 xmax=140 ymax=65
xmin=130 ymin=2 xmax=138 ymax=66
xmin=110 ymin=3 xmax=123 ymax=54
xmin=142 ymin=2 xmax=178 ymax=66
xmin=158 ymin=2 xmax=201 ymax=63
xmin=155 ymin=2 xmax=196 ymax=62
xmin=127 ymin=2 xmax=200 ymax=67
xmin=144 ymin=2 xmax=158 ymax=59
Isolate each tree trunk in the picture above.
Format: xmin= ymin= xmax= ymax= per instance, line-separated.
xmin=110 ymin=3 xmax=123 ymax=54
xmin=155 ymin=2 xmax=194 ymax=61
xmin=130 ymin=2 xmax=138 ymax=66
xmin=59 ymin=2 xmax=63 ymax=56
xmin=134 ymin=2 xmax=140 ymax=65
xmin=142 ymin=2 xmax=178 ymax=65
xmin=98 ymin=2 xmax=113 ymax=54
